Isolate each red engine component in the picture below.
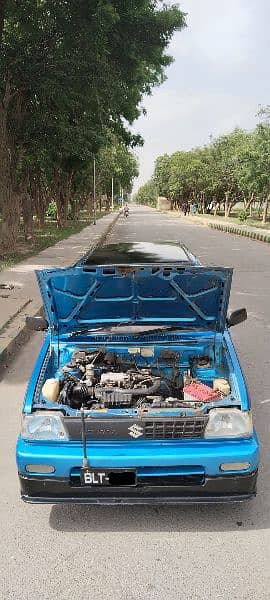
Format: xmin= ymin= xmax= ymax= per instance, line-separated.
xmin=183 ymin=381 xmax=221 ymax=403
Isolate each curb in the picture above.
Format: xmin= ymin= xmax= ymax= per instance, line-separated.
xmin=80 ymin=210 xmax=120 ymax=260
xmin=0 ymin=301 xmax=43 ymax=372
xmin=0 ymin=211 xmax=120 ymax=372
xmin=209 ymin=222 xmax=270 ymax=243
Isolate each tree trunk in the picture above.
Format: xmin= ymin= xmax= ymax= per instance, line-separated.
xmin=34 ymin=190 xmax=46 ymax=228
xmin=56 ymin=170 xmax=74 ymax=227
xmin=226 ymin=202 xmax=234 ymax=217
xmin=0 ymin=76 xmax=24 ymax=251
xmin=87 ymin=192 xmax=93 ymax=216
xmin=56 ymin=189 xmax=68 ymax=228
xmin=54 ymin=172 xmax=70 ymax=228
xmin=244 ymin=192 xmax=254 ymax=213
xmin=0 ymin=190 xmax=21 ymax=251
xmin=213 ymin=198 xmax=218 ymax=216
xmin=70 ymin=197 xmax=79 ymax=221
xmin=22 ymin=191 xmax=33 ymax=241
xmin=262 ymin=195 xmax=270 ymax=224
xmin=0 ymin=101 xmax=20 ymax=251
xmin=201 ymin=193 xmax=206 ymax=214
xmin=0 ymin=102 xmax=9 ymax=191
xmin=0 ymin=0 xmax=6 ymax=46
xmin=224 ymin=192 xmax=230 ymax=218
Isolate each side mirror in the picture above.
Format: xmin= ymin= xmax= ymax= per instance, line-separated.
xmin=227 ymin=308 xmax=247 ymax=328
xmin=25 ymin=316 xmax=48 ymax=331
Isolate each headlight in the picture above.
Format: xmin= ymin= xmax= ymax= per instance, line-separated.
xmin=22 ymin=411 xmax=69 ymax=441
xmin=204 ymin=409 xmax=253 ymax=439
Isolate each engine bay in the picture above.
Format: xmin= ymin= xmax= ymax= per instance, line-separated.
xmin=38 ymin=341 xmax=238 ymax=417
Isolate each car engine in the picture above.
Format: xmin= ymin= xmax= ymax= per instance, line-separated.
xmin=41 ymin=348 xmax=230 ymax=411
xmin=41 ymin=348 xmax=189 ymax=410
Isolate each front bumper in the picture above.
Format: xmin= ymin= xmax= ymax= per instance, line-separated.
xmin=19 ymin=470 xmax=257 ymax=504
xmin=17 ymin=433 xmax=259 ymax=504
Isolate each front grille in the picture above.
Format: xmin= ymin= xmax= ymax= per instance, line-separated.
xmin=65 ymin=415 xmax=209 ymax=441
xmin=143 ymin=417 xmax=208 ymax=439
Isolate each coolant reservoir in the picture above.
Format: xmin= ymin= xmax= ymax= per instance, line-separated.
xmin=42 ymin=378 xmax=60 ymax=403
xmin=213 ymin=378 xmax=231 ymax=396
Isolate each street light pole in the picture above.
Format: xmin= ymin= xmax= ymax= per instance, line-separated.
xmin=93 ymin=158 xmax=96 ymax=225
xmin=111 ymin=176 xmax=114 ymax=211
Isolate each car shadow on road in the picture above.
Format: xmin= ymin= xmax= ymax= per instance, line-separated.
xmin=49 ymin=479 xmax=269 ymax=533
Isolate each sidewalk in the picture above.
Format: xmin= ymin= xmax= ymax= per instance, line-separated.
xmin=0 ymin=211 xmax=119 ymax=367
xmin=163 ymin=211 xmax=270 ymax=243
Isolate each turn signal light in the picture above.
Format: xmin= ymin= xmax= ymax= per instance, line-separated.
xmin=220 ymin=462 xmax=250 ymax=472
xmin=25 ymin=464 xmax=55 ymax=474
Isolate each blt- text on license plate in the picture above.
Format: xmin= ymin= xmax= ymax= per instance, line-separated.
xmin=81 ymin=469 xmax=109 ymax=486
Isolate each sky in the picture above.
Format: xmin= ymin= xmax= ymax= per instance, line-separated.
xmin=132 ymin=0 xmax=270 ymax=192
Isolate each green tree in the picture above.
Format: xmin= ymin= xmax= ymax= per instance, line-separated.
xmin=0 ymin=1 xmax=186 ymax=250
xmin=154 ymin=154 xmax=172 ymax=197
xmin=252 ymin=109 xmax=270 ymax=222
xmin=134 ymin=180 xmax=158 ymax=206
xmin=96 ymin=141 xmax=139 ymax=202
xmin=151 ymin=124 xmax=270 ymax=221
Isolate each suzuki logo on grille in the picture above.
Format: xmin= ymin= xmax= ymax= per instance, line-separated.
xmin=128 ymin=424 xmax=143 ymax=439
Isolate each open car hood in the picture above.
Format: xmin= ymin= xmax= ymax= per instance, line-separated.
xmin=36 ymin=264 xmax=233 ymax=334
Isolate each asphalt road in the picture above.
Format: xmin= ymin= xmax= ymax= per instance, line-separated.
xmin=1 ymin=205 xmax=270 ymax=600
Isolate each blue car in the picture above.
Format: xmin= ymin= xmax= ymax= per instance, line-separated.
xmin=17 ymin=242 xmax=259 ymax=504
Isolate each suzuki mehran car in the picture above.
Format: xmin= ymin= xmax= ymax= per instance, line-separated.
xmin=16 ymin=242 xmax=259 ymax=503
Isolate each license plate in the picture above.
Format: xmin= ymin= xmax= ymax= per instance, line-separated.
xmin=80 ymin=468 xmax=136 ymax=486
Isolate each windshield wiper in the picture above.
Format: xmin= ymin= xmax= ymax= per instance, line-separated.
xmin=68 ymin=322 xmax=196 ymax=338
xmin=69 ymin=321 xmax=137 ymax=337
xmin=133 ymin=325 xmax=195 ymax=337
xmin=68 ymin=328 xmax=104 ymax=337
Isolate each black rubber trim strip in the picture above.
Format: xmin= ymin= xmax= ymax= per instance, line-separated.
xmin=19 ymin=470 xmax=257 ymax=505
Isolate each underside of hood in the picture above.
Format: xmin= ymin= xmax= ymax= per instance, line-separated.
xmin=36 ymin=264 xmax=232 ymax=334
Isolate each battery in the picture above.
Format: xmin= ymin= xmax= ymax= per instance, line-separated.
xmin=183 ymin=381 xmax=221 ymax=403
